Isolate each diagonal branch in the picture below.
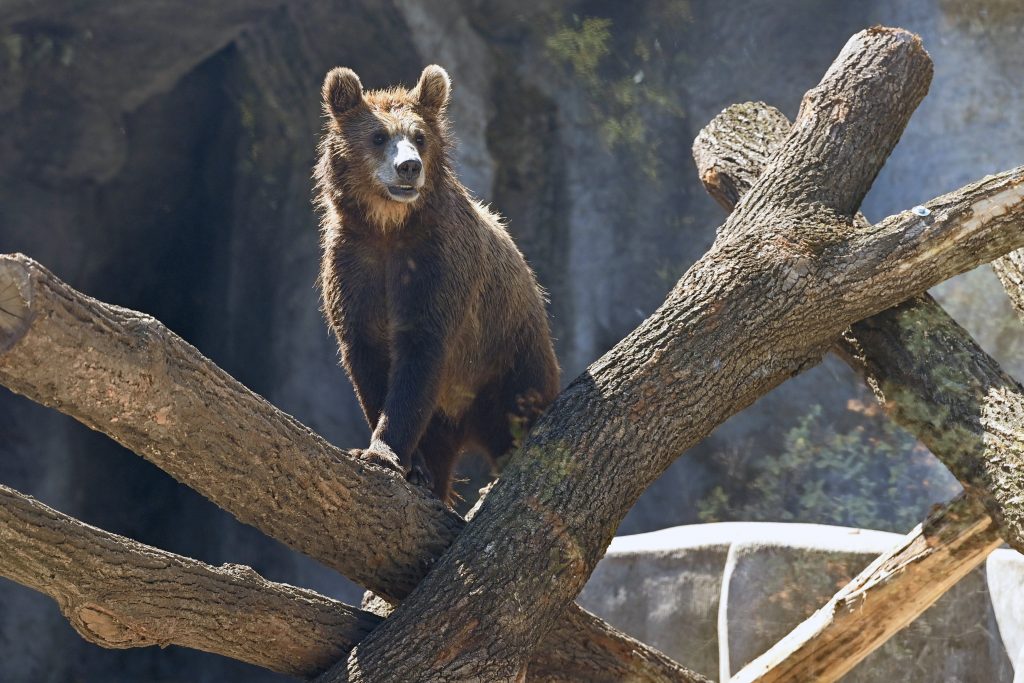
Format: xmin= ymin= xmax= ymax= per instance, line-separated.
xmin=693 ymin=99 xmax=1023 ymax=681
xmin=0 ymin=251 xmax=704 ymax=682
xmin=0 ymin=482 xmax=379 ymax=678
xmin=318 ymin=27 xmax=1024 ymax=682
xmin=841 ymin=300 xmax=1024 ymax=545
xmin=0 ymin=254 xmax=462 ymax=601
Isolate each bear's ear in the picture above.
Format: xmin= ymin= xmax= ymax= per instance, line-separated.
xmin=413 ymin=65 xmax=450 ymax=115
xmin=322 ymin=67 xmax=363 ymax=119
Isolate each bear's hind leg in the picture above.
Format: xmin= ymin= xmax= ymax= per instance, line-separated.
xmin=416 ymin=415 xmax=464 ymax=504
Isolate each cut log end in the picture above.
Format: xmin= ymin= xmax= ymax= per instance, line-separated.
xmin=855 ymin=26 xmax=928 ymax=61
xmin=0 ymin=256 xmax=34 ymax=353
xmin=692 ymin=102 xmax=790 ymax=222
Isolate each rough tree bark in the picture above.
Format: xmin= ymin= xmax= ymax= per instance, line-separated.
xmin=994 ymin=250 xmax=1024 ymax=321
xmin=693 ymin=100 xmax=1023 ymax=680
xmin=0 ymin=483 xmax=379 ymax=678
xmin=320 ymin=28 xmax=1024 ymax=682
xmin=0 ymin=254 xmax=705 ymax=683
xmin=1 ymin=476 xmax=685 ymax=683
xmin=0 ymin=253 xmax=462 ymax=602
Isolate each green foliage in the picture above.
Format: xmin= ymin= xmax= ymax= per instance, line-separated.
xmin=698 ymin=402 xmax=961 ymax=533
xmin=540 ymin=4 xmax=690 ymax=179
xmin=545 ymin=17 xmax=612 ymax=90
xmin=939 ymin=0 xmax=1024 ymax=25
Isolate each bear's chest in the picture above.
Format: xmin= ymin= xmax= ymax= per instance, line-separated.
xmin=337 ymin=238 xmax=443 ymax=342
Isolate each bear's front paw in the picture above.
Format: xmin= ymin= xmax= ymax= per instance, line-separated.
xmin=360 ymin=442 xmax=403 ymax=475
xmin=407 ymin=449 xmax=434 ymax=491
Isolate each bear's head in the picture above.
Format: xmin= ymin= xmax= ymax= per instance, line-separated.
xmin=318 ymin=65 xmax=452 ymax=227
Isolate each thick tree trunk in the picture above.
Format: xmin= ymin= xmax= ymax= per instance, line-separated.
xmin=0 ymin=482 xmax=379 ymax=678
xmin=693 ymin=100 xmax=1023 ymax=680
xmin=319 ymin=28 xmax=1024 ymax=682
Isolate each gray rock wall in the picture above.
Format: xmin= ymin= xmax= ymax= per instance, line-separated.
xmin=1 ymin=1 xmax=1022 ymax=680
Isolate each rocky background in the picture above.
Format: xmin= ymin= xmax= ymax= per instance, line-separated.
xmin=1 ymin=0 xmax=1022 ymax=680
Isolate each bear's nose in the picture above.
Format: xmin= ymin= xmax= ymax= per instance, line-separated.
xmin=396 ymin=159 xmax=422 ymax=182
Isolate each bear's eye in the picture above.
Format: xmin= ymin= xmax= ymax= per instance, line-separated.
xmin=414 ymin=132 xmax=426 ymax=147
xmin=372 ymin=131 xmax=387 ymax=146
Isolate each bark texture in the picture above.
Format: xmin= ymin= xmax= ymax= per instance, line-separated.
xmin=693 ymin=100 xmax=1020 ymax=680
xmin=691 ymin=103 xmax=791 ymax=217
xmin=0 ymin=482 xmax=379 ymax=678
xmin=731 ymin=495 xmax=1002 ymax=683
xmin=694 ymin=100 xmax=1024 ymax=553
xmin=0 ymin=253 xmax=705 ymax=682
xmin=994 ymin=250 xmax=1024 ymax=321
xmin=319 ymin=28 xmax=1024 ymax=682
xmin=843 ymin=305 xmax=1024 ymax=547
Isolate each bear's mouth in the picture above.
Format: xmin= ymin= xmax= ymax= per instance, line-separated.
xmin=386 ymin=185 xmax=419 ymax=202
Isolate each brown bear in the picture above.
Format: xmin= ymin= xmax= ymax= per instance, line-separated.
xmin=315 ymin=64 xmax=560 ymax=504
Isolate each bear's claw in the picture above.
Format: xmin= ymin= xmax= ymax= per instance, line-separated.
xmin=407 ymin=450 xmax=434 ymax=491
xmin=360 ymin=444 xmax=403 ymax=474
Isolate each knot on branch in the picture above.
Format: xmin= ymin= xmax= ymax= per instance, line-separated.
xmin=70 ymin=603 xmax=158 ymax=649
xmin=0 ymin=255 xmax=34 ymax=354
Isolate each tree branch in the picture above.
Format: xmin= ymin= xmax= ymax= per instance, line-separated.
xmin=0 ymin=253 xmax=705 ymax=681
xmin=841 ymin=299 xmax=1024 ymax=543
xmin=0 ymin=482 xmax=379 ymax=678
xmin=0 ymin=254 xmax=462 ymax=600
xmin=693 ymin=99 xmax=1023 ymax=680
xmin=692 ymin=104 xmax=791 ymax=217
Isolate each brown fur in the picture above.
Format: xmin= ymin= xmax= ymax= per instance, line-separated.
xmin=315 ymin=65 xmax=560 ymax=503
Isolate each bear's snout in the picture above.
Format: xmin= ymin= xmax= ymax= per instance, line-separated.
xmin=396 ymin=158 xmax=422 ymax=182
